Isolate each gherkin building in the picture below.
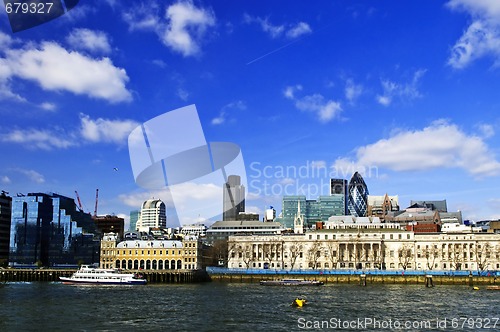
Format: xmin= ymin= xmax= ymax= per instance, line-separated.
xmin=347 ymin=172 xmax=369 ymax=217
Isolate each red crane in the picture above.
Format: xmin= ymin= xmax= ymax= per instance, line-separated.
xmin=94 ymin=188 xmax=99 ymax=217
xmin=75 ymin=190 xmax=83 ymax=211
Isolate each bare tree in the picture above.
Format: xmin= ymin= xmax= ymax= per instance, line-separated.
xmin=236 ymin=243 xmax=255 ymax=269
xmin=398 ymin=243 xmax=413 ymax=270
xmin=286 ymin=242 xmax=302 ymax=270
xmin=423 ymin=245 xmax=439 ymax=270
xmin=208 ymin=239 xmax=234 ymax=267
xmin=475 ymin=242 xmax=492 ymax=272
xmin=307 ymin=241 xmax=323 ymax=269
xmin=449 ymin=244 xmax=464 ymax=270
xmin=326 ymin=241 xmax=339 ymax=269
xmin=262 ymin=241 xmax=278 ymax=267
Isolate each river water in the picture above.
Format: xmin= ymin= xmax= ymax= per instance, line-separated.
xmin=0 ymin=281 xmax=498 ymax=331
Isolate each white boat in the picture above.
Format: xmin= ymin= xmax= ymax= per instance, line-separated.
xmin=259 ymin=279 xmax=324 ymax=286
xmin=59 ymin=265 xmax=147 ymax=285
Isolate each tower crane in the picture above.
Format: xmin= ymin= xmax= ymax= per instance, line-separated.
xmin=94 ymin=188 xmax=99 ymax=217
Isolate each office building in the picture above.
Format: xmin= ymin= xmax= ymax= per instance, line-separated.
xmin=93 ymin=214 xmax=125 ymax=240
xmin=0 ymin=192 xmax=12 ymax=264
xmin=278 ymin=195 xmax=346 ymax=229
xmin=9 ymin=193 xmax=100 ymax=267
xmin=136 ymin=198 xmax=166 ymax=232
xmin=222 ymin=175 xmax=245 ymax=221
xmin=347 ymin=172 xmax=369 ymax=217
xmin=330 ymin=178 xmax=348 ymax=214
xmin=129 ymin=210 xmax=140 ymax=231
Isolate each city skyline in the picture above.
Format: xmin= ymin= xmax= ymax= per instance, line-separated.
xmin=2 ymin=1 xmax=500 ymax=227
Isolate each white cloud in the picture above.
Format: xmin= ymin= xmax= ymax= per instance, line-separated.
xmin=0 ymin=128 xmax=76 ymax=150
xmin=1 ymin=176 xmax=11 ymax=184
xmin=286 ymin=22 xmax=312 ymax=39
xmin=244 ymin=15 xmax=312 ymax=39
xmin=211 ymin=101 xmax=246 ymax=125
xmin=345 ymin=79 xmax=363 ymax=103
xmin=333 ymin=120 xmax=500 ymax=177
xmin=447 ymin=0 xmax=500 ymax=68
xmin=376 ymin=69 xmax=426 ymax=106
xmin=1 ymin=114 xmax=139 ymax=150
xmin=39 ymin=102 xmax=57 ymax=111
xmin=123 ymin=1 xmax=161 ymax=32
xmin=162 ymin=1 xmax=215 ymax=56
xmin=14 ymin=168 xmax=45 ymax=184
xmin=1 ymin=42 xmax=132 ymax=103
xmin=79 ymin=113 xmax=139 ymax=144
xmin=123 ymin=1 xmax=215 ymax=57
xmin=177 ymin=88 xmax=189 ymax=101
xmin=476 ymin=123 xmax=495 ymax=138
xmin=285 ymin=86 xmax=342 ymax=123
xmin=66 ymin=28 xmax=112 ymax=54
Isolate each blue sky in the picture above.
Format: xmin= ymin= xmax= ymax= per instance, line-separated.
xmin=2 ymin=0 xmax=500 ymax=227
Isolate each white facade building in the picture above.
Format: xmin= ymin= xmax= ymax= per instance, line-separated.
xmin=136 ymin=198 xmax=167 ymax=232
xmin=226 ymin=229 xmax=500 ymax=272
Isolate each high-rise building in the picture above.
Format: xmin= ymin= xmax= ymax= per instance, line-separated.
xmin=93 ymin=215 xmax=125 ymax=240
xmin=222 ymin=175 xmax=245 ymax=221
xmin=278 ymin=195 xmax=345 ymax=229
xmin=9 ymin=193 xmax=100 ymax=267
xmin=136 ymin=199 xmax=166 ymax=232
xmin=330 ymin=178 xmax=348 ymax=215
xmin=129 ymin=210 xmax=140 ymax=231
xmin=0 ymin=191 xmax=12 ymax=264
xmin=347 ymin=172 xmax=369 ymax=217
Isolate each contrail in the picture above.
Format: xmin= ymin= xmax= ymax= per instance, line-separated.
xmin=246 ymin=38 xmax=304 ymax=65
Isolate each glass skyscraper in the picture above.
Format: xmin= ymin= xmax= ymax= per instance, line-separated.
xmin=223 ymin=175 xmax=245 ymax=221
xmin=347 ymin=172 xmax=369 ymax=217
xmin=278 ymin=195 xmax=346 ymax=229
xmin=9 ymin=193 xmax=100 ymax=267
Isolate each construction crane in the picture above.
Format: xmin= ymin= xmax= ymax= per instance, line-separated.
xmin=94 ymin=188 xmax=99 ymax=217
xmin=75 ymin=190 xmax=83 ymax=211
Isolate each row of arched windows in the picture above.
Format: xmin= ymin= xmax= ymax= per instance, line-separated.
xmin=115 ymin=259 xmax=183 ymax=270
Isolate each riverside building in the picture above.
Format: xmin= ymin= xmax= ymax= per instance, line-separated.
xmin=100 ymin=233 xmax=202 ymax=270
xmin=226 ymin=229 xmax=500 ymax=271
xmin=9 ymin=192 xmax=100 ymax=267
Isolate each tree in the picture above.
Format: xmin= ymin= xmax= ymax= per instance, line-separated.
xmin=325 ymin=241 xmax=339 ymax=269
xmin=449 ymin=243 xmax=464 ymax=270
xmin=422 ymin=245 xmax=439 ymax=270
xmin=475 ymin=242 xmax=492 ymax=272
xmin=208 ymin=239 xmax=235 ymax=267
xmin=307 ymin=241 xmax=322 ymax=269
xmin=262 ymin=241 xmax=278 ymax=267
xmin=398 ymin=243 xmax=413 ymax=270
xmin=286 ymin=242 xmax=302 ymax=270
xmin=237 ymin=243 xmax=255 ymax=269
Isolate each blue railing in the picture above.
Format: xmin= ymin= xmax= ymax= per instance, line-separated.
xmin=206 ymin=267 xmax=500 ymax=277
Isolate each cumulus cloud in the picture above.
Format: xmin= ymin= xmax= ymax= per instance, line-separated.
xmin=1 ymin=114 xmax=139 ymax=150
xmin=123 ymin=1 xmax=215 ymax=57
xmin=0 ymin=128 xmax=76 ymax=150
xmin=284 ymin=85 xmax=342 ymax=123
xmin=162 ymin=1 xmax=215 ymax=56
xmin=447 ymin=0 xmax=500 ymax=68
xmin=66 ymin=28 xmax=112 ymax=54
xmin=376 ymin=69 xmax=426 ymax=106
xmin=244 ymin=14 xmax=312 ymax=39
xmin=332 ymin=120 xmax=500 ymax=177
xmin=79 ymin=113 xmax=140 ymax=144
xmin=0 ymin=41 xmax=132 ymax=103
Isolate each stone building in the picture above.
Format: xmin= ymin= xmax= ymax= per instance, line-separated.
xmin=226 ymin=229 xmax=500 ymax=272
xmin=100 ymin=233 xmax=202 ymax=270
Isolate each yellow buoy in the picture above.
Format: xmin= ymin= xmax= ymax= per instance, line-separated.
xmin=293 ymin=298 xmax=307 ymax=307
xmin=473 ymin=286 xmax=480 ymax=290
